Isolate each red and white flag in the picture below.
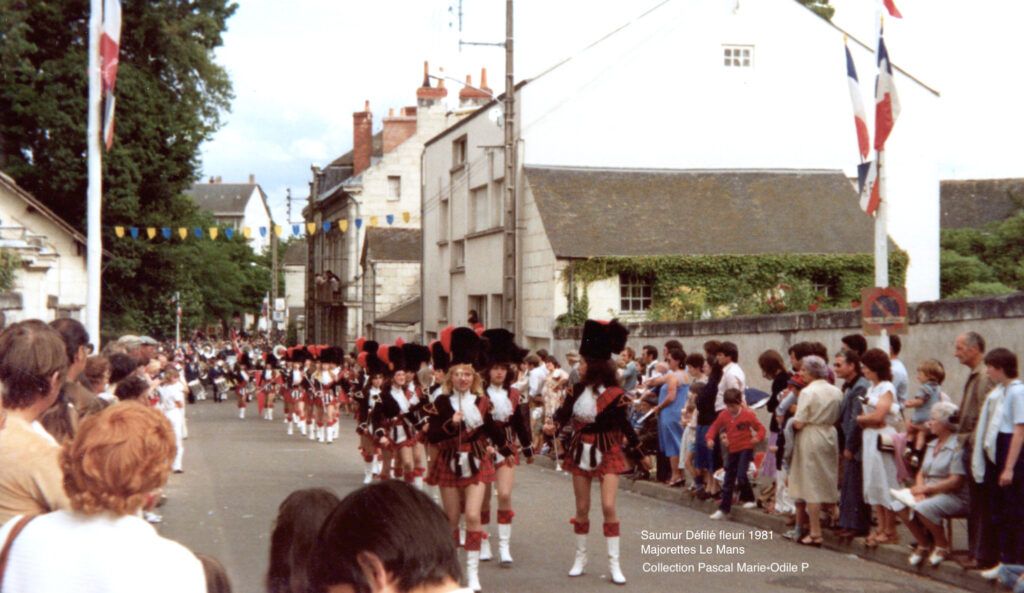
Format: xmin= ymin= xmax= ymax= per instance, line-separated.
xmin=845 ymin=42 xmax=870 ymax=160
xmin=100 ymin=0 xmax=122 ymax=150
xmin=873 ymin=25 xmax=900 ymax=151
xmin=882 ymin=0 xmax=902 ymax=18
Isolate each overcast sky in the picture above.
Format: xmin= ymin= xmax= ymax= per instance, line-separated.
xmin=198 ymin=0 xmax=1024 ymax=225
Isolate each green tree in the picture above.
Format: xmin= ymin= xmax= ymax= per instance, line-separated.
xmin=940 ymin=210 xmax=1024 ymax=298
xmin=0 ymin=0 xmax=269 ymax=338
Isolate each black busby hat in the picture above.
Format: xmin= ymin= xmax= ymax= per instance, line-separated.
xmin=449 ymin=327 xmax=483 ymax=370
xmin=579 ymin=319 xmax=629 ymax=361
xmin=399 ymin=343 xmax=428 ymax=373
xmin=265 ymin=353 xmax=279 ymax=368
xmin=290 ymin=347 xmax=311 ymax=363
xmin=431 ymin=341 xmax=450 ymax=373
xmin=320 ymin=346 xmax=344 ymax=366
xmin=362 ymin=340 xmax=379 ymax=355
xmin=386 ymin=345 xmax=405 ymax=374
xmin=364 ymin=350 xmax=387 ymax=376
xmin=481 ymin=328 xmax=528 ymax=366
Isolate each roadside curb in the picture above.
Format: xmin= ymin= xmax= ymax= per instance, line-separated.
xmin=528 ymin=455 xmax=990 ymax=593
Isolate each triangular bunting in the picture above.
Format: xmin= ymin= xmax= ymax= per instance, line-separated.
xmin=338 ymin=219 xmax=349 ymax=233
xmin=114 ymin=226 xmax=125 ymax=238
xmin=146 ymin=227 xmax=156 ymax=240
xmin=402 ymin=211 xmax=411 ymax=223
xmin=306 ymin=222 xmax=316 ymax=235
xmin=259 ymin=226 xmax=268 ymax=238
xmin=129 ymin=227 xmax=139 ymax=239
xmin=292 ymin=224 xmax=301 ymax=237
xmin=369 ymin=216 xmax=379 ymax=227
xmin=161 ymin=227 xmax=171 ymax=240
xmin=242 ymin=227 xmax=252 ymax=239
xmin=209 ymin=227 xmax=219 ymax=240
xmin=322 ymin=221 xmax=331 ymax=233
xmin=225 ymin=227 xmax=235 ymax=240
xmin=355 ymin=218 xmax=363 ymax=229
xmin=178 ymin=227 xmax=188 ymax=240
xmin=274 ymin=225 xmax=283 ymax=237
xmin=194 ymin=227 xmax=203 ymax=239
xmin=386 ymin=214 xmax=394 ymax=225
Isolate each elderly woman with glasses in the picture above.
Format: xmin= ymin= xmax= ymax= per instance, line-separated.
xmin=894 ymin=401 xmax=969 ymax=567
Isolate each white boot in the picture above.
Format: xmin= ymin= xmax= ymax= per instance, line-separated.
xmin=372 ymin=456 xmax=381 ymax=476
xmin=607 ymin=536 xmax=626 ymax=585
xmin=413 ymin=474 xmax=424 ymax=491
xmin=308 ymin=424 xmax=316 ymax=440
xmin=459 ymin=521 xmax=466 ymax=547
xmin=568 ymin=534 xmax=587 ymax=577
xmin=327 ymin=424 xmax=335 ymax=443
xmin=287 ymin=421 xmax=293 ymax=435
xmin=238 ymin=407 xmax=245 ymax=419
xmin=299 ymin=418 xmax=307 ymax=435
xmin=480 ymin=532 xmax=492 ymax=561
xmin=268 ymin=408 xmax=273 ymax=421
xmin=466 ymin=550 xmax=482 ymax=592
xmin=498 ymin=523 xmax=513 ymax=565
xmin=363 ymin=462 xmax=374 ymax=484
xmin=318 ymin=426 xmax=326 ymax=443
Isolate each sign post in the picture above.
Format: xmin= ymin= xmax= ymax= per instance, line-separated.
xmin=861 ymin=287 xmax=908 ymax=337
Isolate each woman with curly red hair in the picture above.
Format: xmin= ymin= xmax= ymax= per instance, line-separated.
xmin=0 ymin=403 xmax=206 ymax=592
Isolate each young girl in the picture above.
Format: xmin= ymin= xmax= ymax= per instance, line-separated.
xmin=478 ymin=329 xmax=533 ymax=565
xmin=355 ymin=344 xmax=386 ymax=484
xmin=904 ymin=359 xmax=945 ymax=454
xmin=424 ymin=327 xmax=510 ymax=592
xmin=546 ymin=319 xmax=646 ymax=585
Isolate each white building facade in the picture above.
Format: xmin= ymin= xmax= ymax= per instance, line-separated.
xmin=421 ymin=0 xmax=939 ymax=351
xmin=0 ymin=172 xmax=91 ymax=325
xmin=186 ymin=177 xmax=274 ymax=254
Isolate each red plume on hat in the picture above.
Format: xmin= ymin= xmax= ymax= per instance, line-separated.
xmin=579 ymin=319 xmax=629 ymax=360
xmin=378 ymin=344 xmax=390 ymax=366
xmin=439 ymin=326 xmax=454 ymax=354
xmin=355 ymin=336 xmax=366 ymax=354
xmin=394 ymin=336 xmax=405 ymax=347
xmin=357 ymin=351 xmax=368 ymax=369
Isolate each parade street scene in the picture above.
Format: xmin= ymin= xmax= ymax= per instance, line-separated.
xmin=1 ymin=1 xmax=1024 ymax=592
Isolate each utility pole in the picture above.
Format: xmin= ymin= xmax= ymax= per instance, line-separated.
xmin=271 ymin=219 xmax=279 ymax=341
xmin=502 ymin=0 xmax=516 ymax=333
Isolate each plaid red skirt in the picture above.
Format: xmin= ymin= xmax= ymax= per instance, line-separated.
xmin=428 ymin=446 xmax=496 ymax=488
xmin=563 ymin=432 xmax=630 ymax=479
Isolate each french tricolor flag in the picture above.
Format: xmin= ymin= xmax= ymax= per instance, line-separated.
xmin=845 ymin=43 xmax=870 ymax=160
xmin=874 ymin=26 xmax=901 ymax=151
xmin=882 ymin=0 xmax=902 ymax=19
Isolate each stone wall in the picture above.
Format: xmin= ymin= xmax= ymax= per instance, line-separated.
xmin=551 ymin=293 xmax=1024 ymax=398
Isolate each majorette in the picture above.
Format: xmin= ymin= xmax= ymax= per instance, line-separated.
xmin=424 ymin=327 xmax=512 ymax=593
xmin=478 ymin=328 xmax=533 ymax=565
xmin=546 ymin=319 xmax=647 ymax=585
xmin=354 ymin=339 xmax=386 ymax=483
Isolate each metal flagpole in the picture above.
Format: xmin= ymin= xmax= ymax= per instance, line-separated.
xmin=175 ymin=291 xmax=181 ymax=348
xmin=873 ymin=10 xmax=890 ymax=352
xmin=86 ymin=0 xmax=103 ymax=344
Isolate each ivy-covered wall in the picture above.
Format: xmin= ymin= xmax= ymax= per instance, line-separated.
xmin=558 ymin=252 xmax=907 ymax=325
xmin=0 ymin=250 xmax=20 ymax=292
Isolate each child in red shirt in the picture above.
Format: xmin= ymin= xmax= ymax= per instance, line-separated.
xmin=706 ymin=388 xmax=765 ymax=518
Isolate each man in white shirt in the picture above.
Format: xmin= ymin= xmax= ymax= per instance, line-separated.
xmin=641 ymin=345 xmax=659 ymax=379
xmin=526 ymin=354 xmax=548 ymax=403
xmin=715 ymin=341 xmax=746 ymax=411
xmin=157 ymin=368 xmax=187 ymax=473
xmin=890 ymin=335 xmax=909 ymax=405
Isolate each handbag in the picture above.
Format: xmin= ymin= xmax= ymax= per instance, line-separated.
xmin=877 ymin=433 xmax=895 ymax=453
xmin=0 ymin=515 xmax=37 ymax=591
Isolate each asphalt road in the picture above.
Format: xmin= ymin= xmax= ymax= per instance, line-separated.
xmin=159 ymin=400 xmax=972 ymax=593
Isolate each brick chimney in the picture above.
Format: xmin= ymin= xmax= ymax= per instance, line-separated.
xmin=459 ymin=68 xmax=492 ymax=108
xmin=352 ymin=100 xmax=373 ymax=176
xmin=383 ymin=105 xmax=417 ymax=154
xmin=248 ymin=173 xmax=255 ymax=184
xmin=416 ymin=61 xmax=447 ymax=107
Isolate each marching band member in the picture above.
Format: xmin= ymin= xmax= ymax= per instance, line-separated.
xmin=424 ymin=327 xmax=512 ymax=593
xmin=478 ymin=328 xmax=534 ymax=565
xmin=233 ymin=354 xmax=252 ymax=420
xmin=402 ymin=342 xmax=433 ymax=490
xmin=260 ymin=353 xmax=283 ymax=421
xmin=286 ymin=348 xmax=311 ymax=435
xmin=354 ymin=342 xmax=386 ymax=483
xmin=545 ymin=319 xmax=646 ymax=585
xmin=371 ymin=344 xmax=418 ymax=482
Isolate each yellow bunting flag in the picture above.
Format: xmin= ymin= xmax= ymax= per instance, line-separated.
xmin=114 ymin=226 xmax=125 ymax=238
xmin=402 ymin=211 xmax=411 ymax=223
xmin=242 ymin=227 xmax=252 ymax=239
xmin=178 ymin=227 xmax=188 ymax=240
xmin=146 ymin=227 xmax=156 ymax=240
xmin=369 ymin=216 xmax=379 ymax=227
xmin=274 ymin=225 xmax=283 ymax=237
xmin=338 ymin=219 xmax=349 ymax=233
xmin=209 ymin=227 xmax=219 ymax=240
xmin=306 ymin=222 xmax=316 ymax=235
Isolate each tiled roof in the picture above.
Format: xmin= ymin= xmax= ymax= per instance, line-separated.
xmin=283 ymin=239 xmax=307 ymax=266
xmin=940 ymin=179 xmax=1024 ymax=230
xmin=186 ymin=183 xmax=260 ymax=216
xmin=361 ymin=227 xmax=422 ymax=265
xmin=524 ymin=166 xmax=874 ymax=258
xmin=376 ymin=297 xmax=421 ymax=325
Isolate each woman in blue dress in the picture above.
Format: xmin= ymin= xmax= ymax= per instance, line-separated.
xmin=653 ymin=348 xmax=690 ymax=486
